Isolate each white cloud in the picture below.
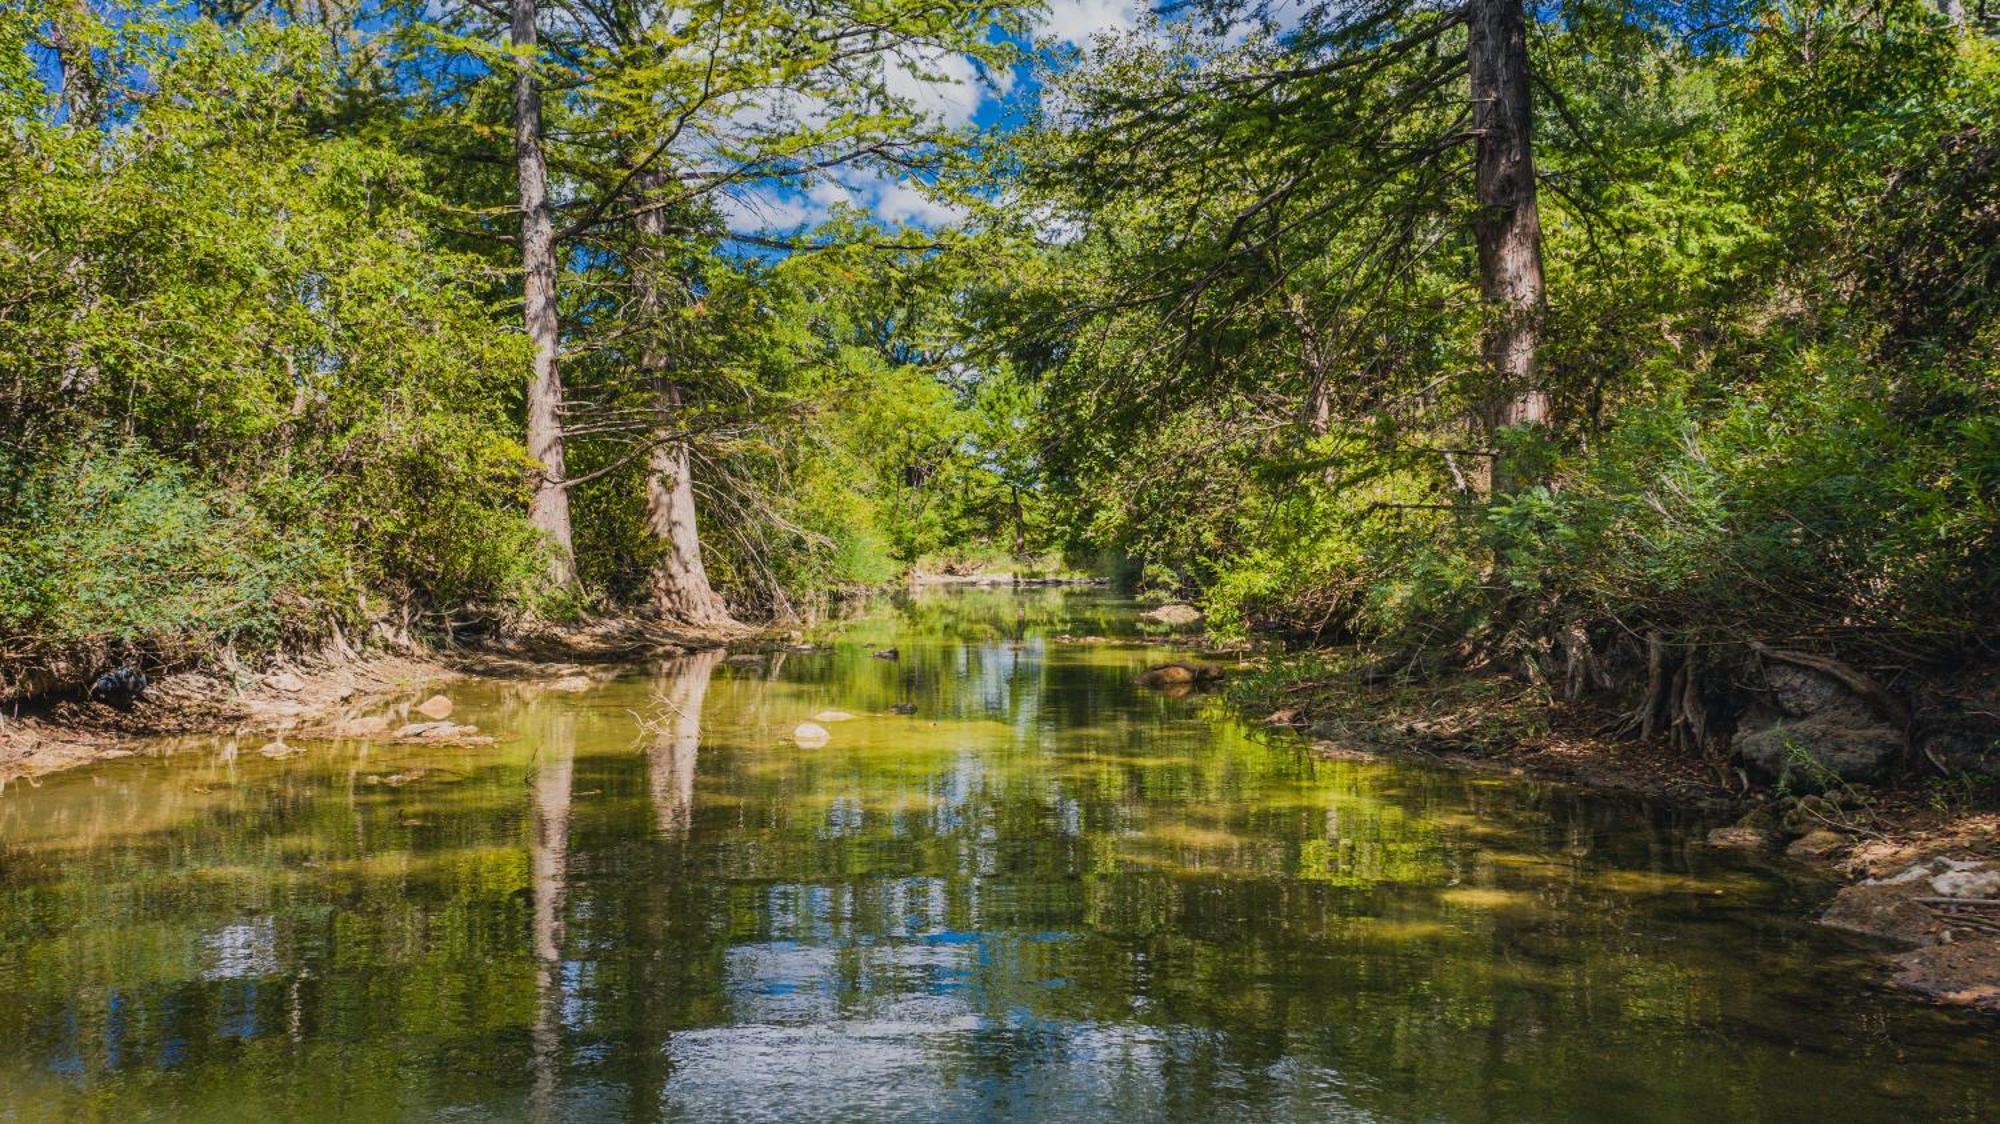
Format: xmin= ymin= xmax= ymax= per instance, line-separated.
xmin=884 ymin=47 xmax=997 ymax=129
xmin=871 ymin=177 xmax=968 ymax=227
xmin=1036 ymin=0 xmax=1147 ymax=46
xmin=718 ymin=188 xmax=818 ymax=231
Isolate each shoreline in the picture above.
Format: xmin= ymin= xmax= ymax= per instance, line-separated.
xmin=0 ymin=616 xmax=738 ymax=786
xmin=1227 ymin=658 xmax=2000 ymax=1013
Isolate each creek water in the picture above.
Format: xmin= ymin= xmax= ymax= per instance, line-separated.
xmin=1 ymin=588 xmax=1995 ymax=1121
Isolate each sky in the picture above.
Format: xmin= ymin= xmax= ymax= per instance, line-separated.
xmin=716 ymin=1 xmax=1157 ymax=238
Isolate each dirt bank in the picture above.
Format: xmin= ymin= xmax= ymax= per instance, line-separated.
xmin=0 ymin=616 xmax=737 ymax=786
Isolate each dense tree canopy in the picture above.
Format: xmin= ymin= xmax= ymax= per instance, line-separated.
xmin=2 ymin=0 xmax=1995 ymax=722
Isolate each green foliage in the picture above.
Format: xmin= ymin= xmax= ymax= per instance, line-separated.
xmin=1002 ymin=1 xmax=2000 ymax=670
xmin=0 ymin=443 xmax=335 ymax=658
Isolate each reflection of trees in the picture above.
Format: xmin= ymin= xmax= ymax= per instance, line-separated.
xmin=526 ymin=705 xmax=576 ymax=1123
xmin=646 ymin=650 xmax=724 ymax=839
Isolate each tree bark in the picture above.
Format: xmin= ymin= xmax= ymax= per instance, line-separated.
xmin=633 ymin=169 xmax=733 ymax=626
xmin=48 ymin=0 xmax=101 ymax=128
xmin=1467 ymin=0 xmax=1548 ymax=493
xmin=512 ymin=0 xmax=576 ymax=586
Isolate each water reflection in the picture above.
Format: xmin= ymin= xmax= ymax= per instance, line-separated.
xmin=647 ymin=650 xmax=724 ymax=839
xmin=0 ymin=588 xmax=1995 ymax=1121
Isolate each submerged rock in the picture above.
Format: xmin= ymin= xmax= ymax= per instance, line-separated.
xmin=1704 ymin=825 xmax=1781 ymax=851
xmin=888 ymin=703 xmax=918 ymax=716
xmin=391 ymin=721 xmax=490 ymax=744
xmin=1136 ymin=662 xmax=1224 ymax=689
xmin=793 ymin=721 xmax=831 ymax=747
xmin=330 ymin=715 xmax=390 ymax=737
xmin=872 ymin=647 xmax=900 ymax=660
xmin=812 ymin=710 xmax=857 ymax=723
xmin=1142 ymin=603 xmax=1203 ymax=627
xmin=415 ymin=694 xmax=454 ymax=719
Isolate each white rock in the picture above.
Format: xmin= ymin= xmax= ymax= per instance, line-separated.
xmin=793 ymin=722 xmax=831 ymax=747
xmin=812 ymin=710 xmax=857 ymax=723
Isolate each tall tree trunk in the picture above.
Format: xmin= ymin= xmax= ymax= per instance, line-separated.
xmin=634 ymin=169 xmax=733 ymax=627
xmin=512 ymin=0 xmax=576 ymax=586
xmin=1467 ymin=0 xmax=1548 ymax=494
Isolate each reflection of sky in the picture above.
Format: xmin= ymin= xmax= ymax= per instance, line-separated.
xmin=658 ymin=1018 xmax=1370 ymax=1122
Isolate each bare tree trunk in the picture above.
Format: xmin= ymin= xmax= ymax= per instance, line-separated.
xmin=1467 ymin=0 xmax=1548 ymax=494
xmin=633 ymin=170 xmax=733 ymax=627
xmin=512 ymin=0 xmax=576 ymax=586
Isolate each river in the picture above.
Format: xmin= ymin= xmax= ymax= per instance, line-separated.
xmin=0 ymin=587 xmax=1994 ymax=1120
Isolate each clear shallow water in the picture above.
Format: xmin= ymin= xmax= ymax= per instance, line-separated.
xmin=1 ymin=588 xmax=1995 ymax=1122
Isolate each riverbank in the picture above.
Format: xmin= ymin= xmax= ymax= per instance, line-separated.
xmin=1228 ymin=650 xmax=2000 ymax=1012
xmin=0 ymin=616 xmax=738 ymax=786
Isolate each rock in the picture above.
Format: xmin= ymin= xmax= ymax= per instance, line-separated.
xmin=547 ymin=675 xmax=593 ymax=692
xmin=1762 ymin=663 xmax=1852 ymax=716
xmin=1890 ymin=941 xmax=2000 ymax=1010
xmin=1265 ymin=707 xmax=1302 ymax=726
xmin=90 ymin=667 xmax=149 ymax=707
xmin=888 ymin=703 xmax=918 ymax=716
xmin=1928 ymin=859 xmax=2000 ymax=900
xmin=258 ymin=740 xmax=303 ymax=759
xmin=1787 ymin=830 xmax=1851 ymax=862
xmin=1142 ymin=603 xmax=1203 ymax=627
xmin=1135 ymin=663 xmax=1224 ymax=689
xmin=415 ymin=694 xmax=455 ymax=719
xmin=1704 ymin=825 xmax=1781 ymax=851
xmin=872 ymin=647 xmax=900 ymax=660
xmin=265 ymin=671 xmax=306 ymax=694
xmin=1821 ymin=881 xmax=1942 ymax=946
xmin=793 ymin=722 xmax=830 ymax=747
xmin=332 ymin=715 xmax=391 ymax=737
xmin=98 ymin=749 xmax=136 ymax=760
xmin=812 ymin=710 xmax=857 ymax=723
xmin=393 ymin=721 xmax=484 ymax=742
xmin=1736 ymin=717 xmax=1904 ymax=785
xmin=1734 ymin=806 xmax=1780 ymax=832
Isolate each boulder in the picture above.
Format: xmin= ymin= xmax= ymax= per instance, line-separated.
xmin=888 ymin=703 xmax=918 ymax=716
xmin=793 ymin=722 xmax=831 ymax=747
xmin=1736 ymin=717 xmax=1903 ymax=785
xmin=1786 ymin=830 xmax=1852 ymax=862
xmin=872 ymin=647 xmax=900 ymax=660
xmin=415 ymin=694 xmax=454 ymax=719
xmin=1821 ymin=881 xmax=1942 ymax=946
xmin=812 ymin=710 xmax=857 ymax=723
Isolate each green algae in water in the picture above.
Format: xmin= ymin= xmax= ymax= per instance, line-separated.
xmin=0 ymin=587 xmax=1995 ymax=1121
